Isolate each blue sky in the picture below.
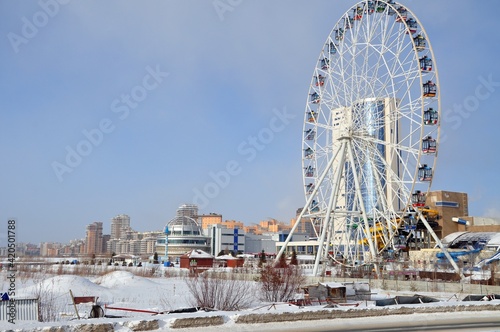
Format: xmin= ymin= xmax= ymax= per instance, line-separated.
xmin=1 ymin=0 xmax=499 ymax=244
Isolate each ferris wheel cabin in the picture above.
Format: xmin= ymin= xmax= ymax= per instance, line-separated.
xmin=423 ymin=81 xmax=437 ymax=97
xmin=304 ymin=147 xmax=314 ymax=159
xmin=335 ymin=28 xmax=344 ymax=41
xmin=307 ymin=111 xmax=318 ymax=123
xmin=306 ymin=183 xmax=315 ymax=194
xmin=419 ymin=56 xmax=433 ymax=72
xmin=304 ymin=129 xmax=315 ymax=140
xmin=387 ymin=3 xmax=396 ymax=16
xmin=320 ymin=58 xmax=330 ymax=70
xmin=353 ymin=6 xmax=364 ymax=20
xmin=406 ymin=18 xmax=418 ymax=35
xmin=344 ymin=15 xmax=354 ymax=29
xmin=413 ymin=34 xmax=427 ymax=52
xmin=328 ymin=42 xmax=337 ymax=55
xmin=395 ymin=6 xmax=408 ymax=22
xmin=418 ymin=164 xmax=433 ymax=182
xmin=376 ymin=0 xmax=395 ymax=13
xmin=310 ymin=92 xmax=320 ymax=103
xmin=422 ymin=136 xmax=437 ymax=154
xmin=366 ymin=1 xmax=375 ymax=14
xmin=310 ymin=200 xmax=319 ymax=213
xmin=315 ymin=75 xmax=325 ymax=87
xmin=304 ymin=166 xmax=315 ymax=177
xmin=412 ymin=190 xmax=427 ymax=207
xmin=424 ymin=108 xmax=438 ymax=125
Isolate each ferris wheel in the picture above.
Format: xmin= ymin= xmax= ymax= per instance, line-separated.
xmin=281 ymin=0 xmax=442 ymax=274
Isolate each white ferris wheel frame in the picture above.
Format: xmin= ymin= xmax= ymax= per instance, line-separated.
xmin=276 ymin=0 xmax=461 ymax=277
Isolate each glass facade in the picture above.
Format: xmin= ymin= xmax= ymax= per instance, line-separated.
xmin=345 ymin=99 xmax=386 ymax=216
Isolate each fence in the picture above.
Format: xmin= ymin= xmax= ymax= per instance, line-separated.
xmin=0 ymin=298 xmax=39 ymax=321
xmin=307 ymin=276 xmax=500 ymax=297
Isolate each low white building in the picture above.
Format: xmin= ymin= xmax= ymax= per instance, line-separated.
xmin=205 ymin=224 xmax=245 ymax=256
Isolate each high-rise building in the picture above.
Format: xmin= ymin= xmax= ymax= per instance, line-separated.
xmin=85 ymin=222 xmax=103 ymax=254
xmin=111 ymin=214 xmax=131 ymax=240
xmin=320 ymin=98 xmax=401 ymax=246
xmin=102 ymin=234 xmax=110 ymax=253
xmin=333 ymin=98 xmax=401 ymax=214
xmin=176 ymin=204 xmax=198 ymax=219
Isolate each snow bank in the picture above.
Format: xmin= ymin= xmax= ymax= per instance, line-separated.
xmin=17 ymin=275 xmax=111 ymax=299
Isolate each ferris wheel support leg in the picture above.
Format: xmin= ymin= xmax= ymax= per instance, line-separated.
xmin=313 ymin=140 xmax=347 ymax=277
xmin=416 ymin=208 xmax=464 ymax=279
xmin=275 ymin=143 xmax=344 ymax=265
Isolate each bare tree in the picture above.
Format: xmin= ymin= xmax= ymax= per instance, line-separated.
xmin=290 ymin=249 xmax=298 ymax=266
xmin=275 ymin=252 xmax=288 ymax=268
xmin=259 ymin=264 xmax=305 ymax=302
xmin=258 ymin=250 xmax=266 ymax=268
xmin=184 ymin=272 xmax=255 ymax=311
xmin=30 ymin=278 xmax=64 ymax=322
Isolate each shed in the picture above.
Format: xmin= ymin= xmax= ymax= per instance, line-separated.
xmin=179 ymin=249 xmax=214 ymax=270
xmin=303 ymin=282 xmax=347 ymax=303
xmin=215 ymin=254 xmax=244 ymax=268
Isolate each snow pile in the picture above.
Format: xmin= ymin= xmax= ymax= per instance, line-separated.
xmin=16 ymin=274 xmax=112 ymax=301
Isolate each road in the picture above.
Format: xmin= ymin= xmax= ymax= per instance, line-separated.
xmin=272 ymin=311 xmax=500 ymax=332
xmin=175 ymin=310 xmax=500 ymax=332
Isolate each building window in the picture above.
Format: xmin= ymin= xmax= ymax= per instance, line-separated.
xmin=435 ymin=201 xmax=459 ymax=208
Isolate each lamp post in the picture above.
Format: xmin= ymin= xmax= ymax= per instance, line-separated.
xmin=164 ymin=225 xmax=169 ymax=265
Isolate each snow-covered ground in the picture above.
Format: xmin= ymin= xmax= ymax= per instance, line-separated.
xmin=1 ymin=266 xmax=499 ymax=331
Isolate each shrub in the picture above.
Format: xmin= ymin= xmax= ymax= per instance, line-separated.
xmin=185 ymin=272 xmax=255 ymax=311
xmin=259 ymin=264 xmax=305 ymax=302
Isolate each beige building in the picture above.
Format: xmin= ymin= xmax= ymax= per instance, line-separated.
xmin=290 ymin=208 xmax=320 ymax=238
xmin=200 ymin=213 xmax=223 ymax=230
xmin=425 ymin=190 xmax=469 ymax=238
xmin=85 ymin=222 xmax=103 ymax=254
xmin=40 ymin=242 xmax=63 ymax=256
xmin=245 ymin=219 xmax=292 ymax=235
xmin=199 ymin=214 xmax=246 ymax=232
xmin=111 ymin=214 xmax=131 ymax=240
